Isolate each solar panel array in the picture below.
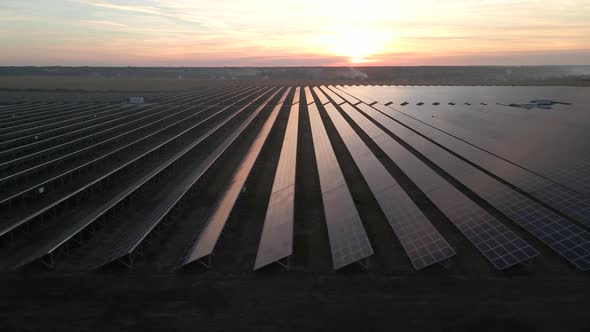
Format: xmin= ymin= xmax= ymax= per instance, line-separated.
xmin=342 ymin=102 xmax=538 ymax=269
xmin=359 ymin=98 xmax=590 ymax=228
xmin=179 ymin=88 xmax=289 ymax=267
xmin=0 ymin=84 xmax=588 ymax=273
xmin=317 ymin=91 xmax=455 ymax=270
xmin=348 ymin=97 xmax=590 ymax=270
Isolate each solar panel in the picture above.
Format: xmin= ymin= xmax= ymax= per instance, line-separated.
xmin=466 ymin=179 xmax=590 ymax=270
xmin=1 ymin=103 xmax=184 ymax=170
xmin=543 ymin=162 xmax=590 ymax=196
xmin=365 ymin=103 xmax=590 ymax=270
xmin=90 ymin=92 xmax=288 ymax=270
xmin=254 ymin=89 xmax=300 ymax=270
xmin=0 ymin=87 xmax=273 ymax=241
xmin=0 ymin=89 xmax=220 ymax=160
xmin=336 ymin=86 xmax=376 ymax=105
xmin=369 ymin=103 xmax=590 ymax=228
xmin=356 ymin=87 xmax=590 ymax=196
xmin=0 ymin=88 xmax=176 ymax=127
xmin=307 ymin=102 xmax=373 ymax=269
xmin=304 ymin=86 xmax=314 ymax=105
xmin=312 ymin=87 xmax=330 ymax=105
xmin=343 ymin=102 xmax=539 ymax=269
xmin=0 ymin=104 xmax=141 ymax=146
xmin=180 ymin=88 xmax=290 ymax=268
xmin=291 ymin=87 xmax=300 ymax=105
xmin=0 ymin=99 xmax=119 ymax=121
xmin=330 ymin=86 xmax=361 ymax=105
xmin=321 ymin=100 xmax=455 ymax=270
xmin=319 ymin=86 xmax=345 ymax=105
xmin=0 ymin=104 xmax=114 ymax=134
xmin=531 ymin=183 xmax=590 ymax=227
xmin=0 ymin=88 xmax=275 ymax=269
xmin=0 ymin=86 xmax=261 ymax=204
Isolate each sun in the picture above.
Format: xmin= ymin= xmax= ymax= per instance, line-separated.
xmin=315 ymin=27 xmax=390 ymax=64
xmin=350 ymin=57 xmax=369 ymax=64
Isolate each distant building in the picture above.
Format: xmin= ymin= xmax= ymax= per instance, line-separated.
xmin=129 ymin=97 xmax=144 ymax=104
xmin=508 ymin=98 xmax=556 ymax=110
xmin=532 ymin=98 xmax=552 ymax=105
xmin=521 ymin=103 xmax=537 ymax=109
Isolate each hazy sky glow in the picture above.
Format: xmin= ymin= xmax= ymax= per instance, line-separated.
xmin=1 ymin=0 xmax=589 ymax=66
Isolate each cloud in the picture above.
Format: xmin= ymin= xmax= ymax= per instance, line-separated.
xmin=73 ymin=0 xmax=161 ymax=15
xmin=3 ymin=0 xmax=590 ymax=65
xmin=77 ymin=19 xmax=128 ymax=27
xmin=71 ymin=0 xmax=233 ymax=30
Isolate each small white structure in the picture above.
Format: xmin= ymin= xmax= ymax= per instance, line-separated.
xmin=129 ymin=96 xmax=144 ymax=104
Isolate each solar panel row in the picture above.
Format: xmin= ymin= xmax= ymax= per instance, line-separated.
xmin=329 ymin=86 xmax=361 ymax=105
xmin=0 ymin=103 xmax=123 ymax=134
xmin=0 ymin=86 xmax=260 ymax=204
xmin=0 ymin=87 xmax=227 ymax=159
xmin=0 ymin=104 xmax=149 ymax=149
xmin=334 ymin=86 xmax=375 ymax=105
xmin=307 ymin=101 xmax=373 ymax=269
xmin=0 ymin=86 xmax=227 ymax=140
xmin=0 ymin=86 xmax=256 ymax=172
xmin=254 ymin=88 xmax=301 ymax=270
xmin=304 ymin=86 xmax=314 ymax=105
xmin=0 ymin=84 xmax=587 ymax=273
xmin=1 ymin=87 xmax=270 ymax=270
xmin=1 ymin=101 xmax=184 ymax=168
xmin=319 ymin=86 xmax=345 ymax=105
xmin=179 ymin=88 xmax=289 ymax=268
xmin=83 ymin=88 xmax=287 ymax=270
xmin=0 ymin=87 xmax=270 ymax=242
xmin=337 ymin=100 xmax=539 ymax=270
xmin=321 ymin=99 xmax=455 ymax=270
xmin=362 ymin=99 xmax=590 ymax=228
xmin=312 ymin=87 xmax=330 ymax=105
xmin=363 ymin=102 xmax=590 ymax=270
xmin=0 ymin=88 xmax=189 ymax=129
xmin=344 ymin=85 xmax=590 ymax=196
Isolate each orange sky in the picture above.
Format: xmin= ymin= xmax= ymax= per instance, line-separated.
xmin=1 ymin=0 xmax=589 ymax=66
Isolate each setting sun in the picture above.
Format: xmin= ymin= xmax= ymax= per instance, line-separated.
xmin=313 ymin=27 xmax=391 ymax=64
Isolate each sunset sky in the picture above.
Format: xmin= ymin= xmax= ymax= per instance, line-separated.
xmin=1 ymin=0 xmax=589 ymax=66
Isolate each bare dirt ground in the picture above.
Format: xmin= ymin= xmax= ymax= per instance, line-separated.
xmin=0 ymin=76 xmax=238 ymax=92
xmin=1 ymin=273 xmax=589 ymax=331
xmin=1 ymin=66 xmax=589 ymax=93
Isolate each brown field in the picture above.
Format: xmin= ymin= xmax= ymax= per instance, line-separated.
xmin=0 ymin=76 xmax=238 ymax=92
xmin=0 ymin=74 xmax=588 ymax=93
